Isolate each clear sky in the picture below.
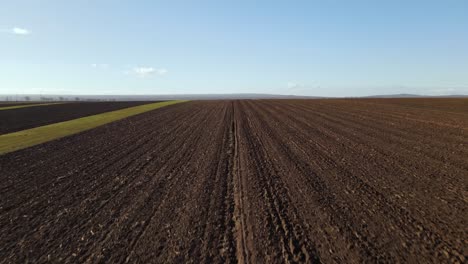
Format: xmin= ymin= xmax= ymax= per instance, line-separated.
xmin=1 ymin=0 xmax=467 ymax=97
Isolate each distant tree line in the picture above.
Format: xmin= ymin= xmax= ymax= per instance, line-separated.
xmin=1 ymin=95 xmax=117 ymax=102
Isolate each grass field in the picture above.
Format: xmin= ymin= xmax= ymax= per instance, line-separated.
xmin=0 ymin=100 xmax=185 ymax=154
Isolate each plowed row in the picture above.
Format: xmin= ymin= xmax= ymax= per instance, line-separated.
xmin=0 ymin=99 xmax=466 ymax=263
xmin=0 ymin=102 xmax=42 ymax=107
xmin=0 ymin=101 xmax=158 ymax=134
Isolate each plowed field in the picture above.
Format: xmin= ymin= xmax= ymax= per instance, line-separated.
xmin=0 ymin=99 xmax=466 ymax=263
xmin=0 ymin=101 xmax=158 ymax=134
xmin=0 ymin=102 xmax=42 ymax=107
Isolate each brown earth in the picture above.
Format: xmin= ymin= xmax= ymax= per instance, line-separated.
xmin=0 ymin=102 xmax=44 ymax=107
xmin=350 ymin=98 xmax=468 ymax=114
xmin=0 ymin=101 xmax=158 ymax=135
xmin=0 ymin=99 xmax=466 ymax=263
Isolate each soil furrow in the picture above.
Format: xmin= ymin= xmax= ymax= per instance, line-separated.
xmin=1 ymin=99 xmax=466 ymax=263
xmin=232 ymin=102 xmax=251 ymax=264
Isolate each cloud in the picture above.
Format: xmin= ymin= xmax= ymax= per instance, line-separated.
xmin=429 ymin=87 xmax=467 ymax=95
xmin=284 ymin=82 xmax=318 ymax=95
xmin=287 ymin=82 xmax=299 ymax=89
xmin=0 ymin=27 xmax=31 ymax=35
xmin=130 ymin=67 xmax=168 ymax=78
xmin=12 ymin=27 xmax=30 ymax=35
xmin=91 ymin=63 xmax=109 ymax=69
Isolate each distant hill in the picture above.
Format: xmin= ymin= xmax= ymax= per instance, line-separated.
xmin=364 ymin=94 xmax=423 ymax=98
xmin=160 ymin=94 xmax=324 ymax=100
xmin=0 ymin=93 xmax=323 ymax=101
xmin=363 ymin=94 xmax=468 ymax=98
xmin=1 ymin=93 xmax=467 ymax=102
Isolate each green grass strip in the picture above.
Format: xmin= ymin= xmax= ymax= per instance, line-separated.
xmin=0 ymin=100 xmax=186 ymax=155
xmin=0 ymin=102 xmax=64 ymax=111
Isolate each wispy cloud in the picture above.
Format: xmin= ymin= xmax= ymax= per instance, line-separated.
xmin=285 ymin=82 xmax=317 ymax=95
xmin=128 ymin=67 xmax=168 ymax=78
xmin=1 ymin=27 xmax=31 ymax=35
xmin=287 ymin=82 xmax=299 ymax=89
xmin=91 ymin=63 xmax=109 ymax=69
xmin=12 ymin=27 xmax=30 ymax=35
xmin=429 ymin=87 xmax=468 ymax=95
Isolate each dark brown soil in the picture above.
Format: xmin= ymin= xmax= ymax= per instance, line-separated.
xmin=0 ymin=101 xmax=158 ymax=134
xmin=353 ymin=98 xmax=468 ymax=114
xmin=0 ymin=99 xmax=466 ymax=263
xmin=0 ymin=102 xmax=44 ymax=107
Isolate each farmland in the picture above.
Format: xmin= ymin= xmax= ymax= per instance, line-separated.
xmin=0 ymin=101 xmax=184 ymax=154
xmin=0 ymin=101 xmax=159 ymax=134
xmin=0 ymin=99 xmax=466 ymax=263
xmin=0 ymin=102 xmax=60 ymax=110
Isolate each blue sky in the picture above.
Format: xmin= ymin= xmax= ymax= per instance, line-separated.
xmin=1 ymin=0 xmax=467 ymax=96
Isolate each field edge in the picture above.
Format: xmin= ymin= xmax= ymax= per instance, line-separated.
xmin=0 ymin=100 xmax=187 ymax=155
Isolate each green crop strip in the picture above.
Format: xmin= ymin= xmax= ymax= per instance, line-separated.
xmin=0 ymin=103 xmax=64 ymax=111
xmin=0 ymin=100 xmax=187 ymax=155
